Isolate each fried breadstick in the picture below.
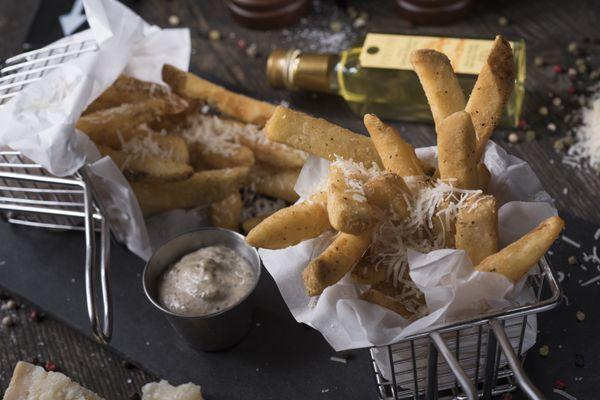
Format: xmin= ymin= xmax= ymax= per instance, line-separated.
xmin=410 ymin=49 xmax=466 ymax=128
xmin=265 ymin=106 xmax=382 ymax=166
xmin=162 ymin=64 xmax=275 ymax=126
xmin=251 ymin=164 xmax=300 ymax=203
xmin=327 ymin=163 xmax=372 ymax=234
xmin=455 ymin=195 xmax=498 ymax=265
xmin=437 ymin=111 xmax=478 ymax=190
xmin=476 ymin=216 xmax=564 ymax=281
xmin=363 ymin=114 xmax=424 ymax=177
xmin=350 ymin=259 xmax=387 ymax=285
xmin=466 ymin=36 xmax=515 ymax=160
xmin=210 ymin=192 xmax=243 ymax=231
xmin=302 ymin=231 xmax=372 ymax=296
xmin=364 ymin=173 xmax=410 ymax=220
xmin=246 ymin=192 xmax=330 ymax=249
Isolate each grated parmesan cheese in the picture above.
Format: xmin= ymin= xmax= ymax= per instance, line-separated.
xmin=563 ymin=91 xmax=600 ymax=171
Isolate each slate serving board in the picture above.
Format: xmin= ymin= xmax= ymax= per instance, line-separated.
xmin=0 ymin=211 xmax=596 ymax=399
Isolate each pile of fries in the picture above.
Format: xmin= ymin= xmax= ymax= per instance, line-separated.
xmin=77 ymin=65 xmax=307 ymax=230
xmin=246 ymin=36 xmax=564 ymax=319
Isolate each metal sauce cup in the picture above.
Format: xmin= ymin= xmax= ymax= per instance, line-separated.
xmin=143 ymin=228 xmax=261 ymax=351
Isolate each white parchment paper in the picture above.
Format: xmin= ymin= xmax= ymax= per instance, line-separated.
xmin=259 ymin=142 xmax=557 ymax=353
xmin=0 ymin=0 xmax=191 ymax=260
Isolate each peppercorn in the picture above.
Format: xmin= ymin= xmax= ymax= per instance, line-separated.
xmin=208 ymin=30 xmax=221 ymax=41
xmin=538 ymin=106 xmax=549 ymax=116
xmin=533 ymin=56 xmax=544 ymax=67
xmin=552 ymin=97 xmax=562 ymax=107
xmin=539 ymin=344 xmax=550 ymax=357
xmin=568 ymin=255 xmax=578 ymax=265
xmin=575 ymin=310 xmax=586 ymax=321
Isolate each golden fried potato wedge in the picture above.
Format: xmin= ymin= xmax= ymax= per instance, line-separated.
xmin=131 ymin=167 xmax=249 ymax=216
xmin=84 ymin=74 xmax=188 ymax=114
xmin=98 ymin=145 xmax=193 ymax=182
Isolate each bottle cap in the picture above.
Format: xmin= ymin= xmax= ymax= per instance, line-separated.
xmin=395 ymin=0 xmax=476 ymax=25
xmin=225 ymin=0 xmax=311 ymax=30
xmin=266 ymin=49 xmax=335 ymax=93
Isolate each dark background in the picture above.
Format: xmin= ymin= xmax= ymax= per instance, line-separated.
xmin=1 ymin=0 xmax=599 ymax=398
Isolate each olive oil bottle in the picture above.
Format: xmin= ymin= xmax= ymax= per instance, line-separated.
xmin=267 ymin=34 xmax=525 ymax=126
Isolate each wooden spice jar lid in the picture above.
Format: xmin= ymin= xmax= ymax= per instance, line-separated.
xmin=395 ymin=0 xmax=476 ymax=25
xmin=225 ymin=0 xmax=311 ymax=30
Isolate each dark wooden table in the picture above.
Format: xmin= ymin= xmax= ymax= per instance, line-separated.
xmin=1 ymin=0 xmax=599 ymax=398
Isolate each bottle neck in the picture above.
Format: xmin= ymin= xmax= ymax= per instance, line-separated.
xmin=267 ymin=49 xmax=338 ymax=94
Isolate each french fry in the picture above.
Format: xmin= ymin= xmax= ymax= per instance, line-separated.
xmin=242 ymin=213 xmax=274 ymax=234
xmin=410 ymin=49 xmax=466 ymax=128
xmin=210 ymin=192 xmax=243 ymax=230
xmin=302 ymin=231 xmax=372 ymax=296
xmin=360 ymin=288 xmax=420 ymax=320
xmin=131 ymin=167 xmax=249 ymax=216
xmin=246 ymin=192 xmax=330 ymax=249
xmin=98 ymin=145 xmax=193 ymax=182
xmin=84 ymin=75 xmax=189 ymax=114
xmin=189 ymin=114 xmax=306 ymax=169
xmin=251 ymin=164 xmax=300 ymax=203
xmin=162 ymin=64 xmax=275 ymax=126
xmin=455 ymin=195 xmax=499 ymax=265
xmin=77 ymin=99 xmax=186 ymax=138
xmin=364 ymin=173 xmax=410 ymax=220
xmin=84 ymin=125 xmax=190 ymax=164
xmin=437 ymin=111 xmax=478 ymax=190
xmin=363 ymin=114 xmax=424 ymax=177
xmin=477 ymin=163 xmax=491 ymax=192
xmin=326 ymin=163 xmax=372 ymax=234
xmin=465 ymin=36 xmax=515 ymax=160
xmin=476 ymin=216 xmax=564 ymax=281
xmin=265 ymin=106 xmax=382 ymax=166
xmin=189 ymin=142 xmax=255 ymax=169
xmin=350 ymin=259 xmax=387 ymax=285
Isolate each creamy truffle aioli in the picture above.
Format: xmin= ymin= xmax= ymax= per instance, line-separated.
xmin=158 ymin=246 xmax=255 ymax=316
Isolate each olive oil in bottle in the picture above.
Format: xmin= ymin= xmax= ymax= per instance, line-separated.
xmin=267 ymin=34 xmax=525 ymax=126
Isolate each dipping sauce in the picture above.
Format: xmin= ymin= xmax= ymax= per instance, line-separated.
xmin=158 ymin=246 xmax=256 ymax=316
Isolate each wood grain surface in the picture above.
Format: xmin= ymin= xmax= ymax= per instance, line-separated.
xmin=0 ymin=0 xmax=599 ymax=398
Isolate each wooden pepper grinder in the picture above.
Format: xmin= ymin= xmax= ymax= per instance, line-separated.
xmin=225 ymin=0 xmax=312 ymax=30
xmin=395 ymin=0 xmax=476 ymax=25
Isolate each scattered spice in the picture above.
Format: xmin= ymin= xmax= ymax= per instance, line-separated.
xmin=534 ymin=56 xmax=545 ymax=67
xmin=507 ymin=132 xmax=519 ymax=144
xmin=575 ymin=310 xmax=586 ymax=321
xmin=553 ymin=65 xmax=564 ymax=74
xmin=539 ymin=344 xmax=550 ymax=357
xmin=567 ymin=86 xmax=577 ymax=95
xmin=330 ymin=355 xmax=348 ymax=364
xmin=44 ymin=361 xmax=57 ymax=372
xmin=353 ymin=17 xmax=367 ymax=28
xmin=245 ymin=43 xmax=258 ymax=58
xmin=553 ymin=97 xmax=563 ymax=107
xmin=208 ymin=29 xmax=221 ymax=41
xmin=28 ymin=309 xmax=43 ymax=322
xmin=574 ymin=353 xmax=585 ymax=368
xmin=577 ymin=63 xmax=588 ymax=74
xmin=237 ymin=39 xmax=247 ymax=49
xmin=568 ymin=42 xmax=578 ymax=54
xmin=554 ymin=139 xmax=565 ymax=151
xmin=329 ymin=20 xmax=343 ymax=33
xmin=167 ymin=15 xmax=180 ymax=26
xmin=568 ymin=67 xmax=578 ymax=79
xmin=3 ymin=299 xmax=18 ymax=310
xmin=2 ymin=315 xmax=14 ymax=327
xmin=568 ymin=255 xmax=578 ymax=265
xmin=498 ymin=16 xmax=509 ymax=26
xmin=553 ymin=378 xmax=568 ymax=390
xmin=525 ymin=130 xmax=536 ymax=142
xmin=548 ymin=122 xmax=558 ymax=132
xmin=538 ymin=106 xmax=549 ymax=116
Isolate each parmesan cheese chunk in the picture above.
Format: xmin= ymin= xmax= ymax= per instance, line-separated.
xmin=142 ymin=380 xmax=203 ymax=400
xmin=3 ymin=361 xmax=104 ymax=400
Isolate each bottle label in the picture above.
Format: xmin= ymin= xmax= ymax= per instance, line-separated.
xmin=359 ymin=34 xmax=512 ymax=75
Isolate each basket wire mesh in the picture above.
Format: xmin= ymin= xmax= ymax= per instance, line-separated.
xmin=0 ymin=39 xmax=111 ymax=343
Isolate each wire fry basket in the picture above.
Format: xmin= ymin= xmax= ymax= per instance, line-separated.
xmin=0 ymin=40 xmax=111 ymax=343
xmin=370 ymin=257 xmax=561 ymax=400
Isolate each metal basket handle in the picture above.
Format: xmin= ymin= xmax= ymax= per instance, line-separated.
xmin=427 ymin=332 xmax=478 ymax=400
xmin=426 ymin=320 xmax=545 ymax=400
xmin=81 ymin=169 xmax=112 ymax=344
xmin=490 ymin=319 xmax=545 ymax=400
